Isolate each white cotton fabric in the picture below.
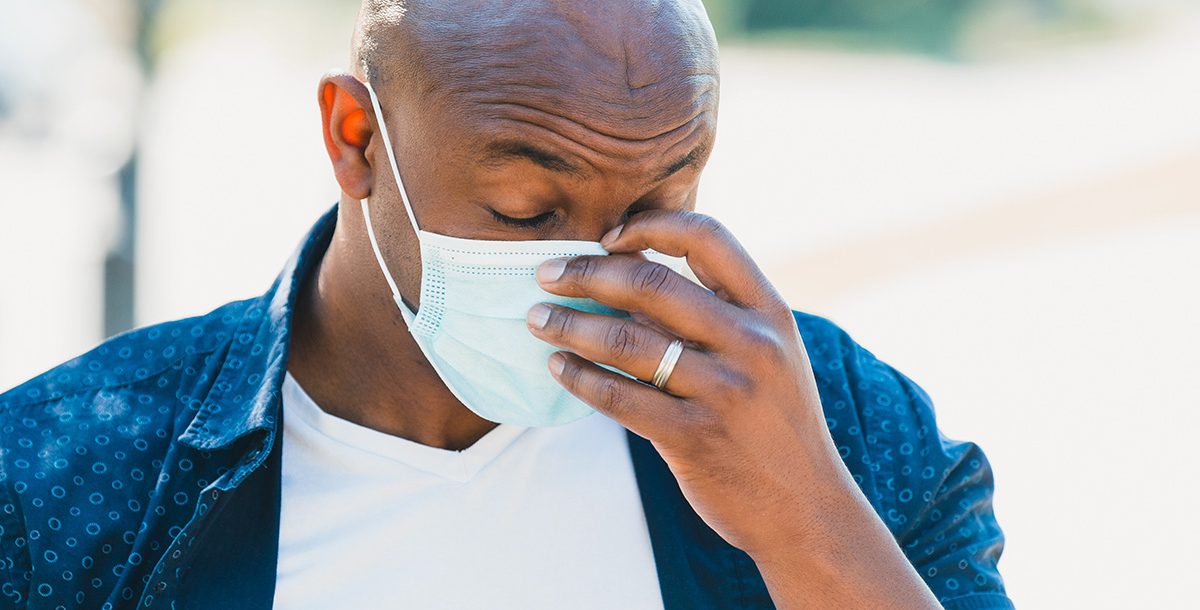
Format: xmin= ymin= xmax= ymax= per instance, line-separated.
xmin=273 ymin=372 xmax=665 ymax=610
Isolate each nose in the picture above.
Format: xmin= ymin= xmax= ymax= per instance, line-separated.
xmin=556 ymin=196 xmax=632 ymax=242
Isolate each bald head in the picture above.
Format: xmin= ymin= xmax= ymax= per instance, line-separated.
xmin=320 ymin=0 xmax=721 ymax=268
xmin=351 ymin=0 xmax=718 ymax=142
xmin=317 ymin=0 xmax=722 ymax=343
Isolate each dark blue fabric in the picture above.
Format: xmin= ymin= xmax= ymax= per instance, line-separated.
xmin=0 ymin=206 xmax=1013 ymax=609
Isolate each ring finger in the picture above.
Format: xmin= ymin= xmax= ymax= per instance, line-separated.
xmin=527 ymin=302 xmax=713 ymax=397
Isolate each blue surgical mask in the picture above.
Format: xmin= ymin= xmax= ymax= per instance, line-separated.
xmin=359 ymin=80 xmax=684 ymax=427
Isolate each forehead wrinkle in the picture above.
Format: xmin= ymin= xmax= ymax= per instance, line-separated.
xmin=356 ymin=0 xmax=721 ymax=177
xmin=397 ymin=2 xmax=718 ymax=130
xmin=451 ymin=74 xmax=718 ymax=143
xmin=419 ymin=43 xmax=709 ymax=115
xmin=474 ymin=101 xmax=715 ymax=180
xmin=484 ymin=99 xmax=711 ymax=151
xmin=355 ymin=0 xmax=719 ymax=96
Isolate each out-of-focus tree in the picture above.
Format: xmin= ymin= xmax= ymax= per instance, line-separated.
xmin=703 ymin=0 xmax=1130 ymax=57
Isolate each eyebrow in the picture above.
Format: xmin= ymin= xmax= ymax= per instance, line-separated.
xmin=480 ymin=138 xmax=710 ymax=183
xmin=482 ymin=141 xmax=587 ymax=178
xmin=654 ymin=141 xmax=710 ymax=183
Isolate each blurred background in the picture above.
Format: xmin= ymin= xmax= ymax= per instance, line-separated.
xmin=1 ymin=0 xmax=1198 ymax=607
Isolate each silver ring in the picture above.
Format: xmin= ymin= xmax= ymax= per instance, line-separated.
xmin=652 ymin=339 xmax=685 ymax=390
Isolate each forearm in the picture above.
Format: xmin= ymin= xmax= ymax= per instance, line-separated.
xmin=749 ymin=478 xmax=942 ymax=610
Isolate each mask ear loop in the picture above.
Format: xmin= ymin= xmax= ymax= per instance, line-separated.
xmin=360 ymin=197 xmax=408 ymax=314
xmin=359 ymin=79 xmax=423 ymax=316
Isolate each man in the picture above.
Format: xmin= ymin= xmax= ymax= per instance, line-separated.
xmin=0 ymin=1 xmax=1012 ymax=608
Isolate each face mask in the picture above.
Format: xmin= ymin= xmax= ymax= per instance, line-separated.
xmin=359 ymin=80 xmax=685 ymax=427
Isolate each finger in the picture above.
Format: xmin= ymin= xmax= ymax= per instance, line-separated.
xmin=527 ymin=303 xmax=716 ymax=397
xmin=536 ymin=253 xmax=745 ymax=348
xmin=599 ymin=209 xmax=784 ymax=310
xmin=549 ymin=351 xmax=685 ymax=442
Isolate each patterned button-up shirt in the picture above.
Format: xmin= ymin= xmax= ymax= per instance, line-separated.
xmin=0 ymin=206 xmax=1013 ymax=609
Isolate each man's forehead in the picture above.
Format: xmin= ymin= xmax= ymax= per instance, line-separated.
xmin=476 ymin=133 xmax=711 ymax=186
xmin=359 ymin=0 xmax=719 ymax=140
xmin=459 ymin=77 xmax=716 ymax=184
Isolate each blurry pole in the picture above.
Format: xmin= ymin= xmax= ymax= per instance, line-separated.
xmin=104 ymin=0 xmax=162 ymax=337
xmin=106 ymin=148 xmax=136 ymax=336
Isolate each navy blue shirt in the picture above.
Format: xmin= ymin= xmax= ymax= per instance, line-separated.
xmin=0 ymin=207 xmax=1013 ymax=609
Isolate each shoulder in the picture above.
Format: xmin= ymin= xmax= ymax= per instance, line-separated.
xmin=0 ymin=297 xmax=258 ymax=493
xmin=792 ymin=309 xmax=920 ymax=403
xmin=789 ymin=310 xmax=975 ymax=524
xmin=791 ymin=308 xmax=933 ymax=438
xmin=0 ymin=298 xmax=263 ymax=608
xmin=0 ymin=298 xmax=265 ymax=469
xmin=0 ymin=294 xmax=260 ymax=466
xmin=791 ymin=311 xmax=1011 ymax=607
xmin=1 ymin=298 xmax=255 ymax=415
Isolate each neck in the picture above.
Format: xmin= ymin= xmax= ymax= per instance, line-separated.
xmin=287 ymin=204 xmax=498 ymax=451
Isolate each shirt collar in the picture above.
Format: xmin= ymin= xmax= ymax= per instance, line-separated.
xmin=177 ymin=204 xmax=338 ymax=451
xmin=171 ymin=205 xmax=766 ymax=608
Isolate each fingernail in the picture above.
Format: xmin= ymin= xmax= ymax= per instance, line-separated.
xmin=600 ymin=224 xmax=623 ymax=248
xmin=527 ymin=303 xmax=552 ymax=329
xmin=548 ymin=352 xmax=567 ymax=377
xmin=537 ymin=258 xmax=567 ymax=284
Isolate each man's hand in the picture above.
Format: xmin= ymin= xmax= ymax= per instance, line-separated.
xmin=527 ymin=210 xmax=941 ymax=609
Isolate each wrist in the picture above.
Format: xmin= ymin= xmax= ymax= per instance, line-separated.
xmin=741 ymin=449 xmax=869 ymax=563
xmin=743 ymin=474 xmax=871 ymax=565
xmin=744 ymin=477 xmax=941 ymax=610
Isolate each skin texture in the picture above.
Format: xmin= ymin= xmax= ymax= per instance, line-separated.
xmin=291 ymin=0 xmax=943 ymax=607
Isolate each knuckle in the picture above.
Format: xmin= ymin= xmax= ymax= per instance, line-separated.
xmin=630 ymin=261 xmax=675 ymax=300
xmin=629 ymin=208 xmax=675 ymax=229
xmin=683 ymin=212 xmax=726 ymax=239
xmin=768 ymin=305 xmax=798 ymax=329
xmin=594 ymin=376 xmax=627 ymax=414
xmin=754 ymin=287 xmax=792 ymax=319
xmin=715 ymin=368 xmax=756 ymax=402
xmin=545 ymin=306 xmax=574 ymax=338
xmin=567 ymin=255 xmax=600 ymax=286
xmin=558 ymin=355 xmax=583 ymax=390
xmin=740 ymin=322 xmax=787 ymax=358
xmin=603 ymin=321 xmax=641 ymax=363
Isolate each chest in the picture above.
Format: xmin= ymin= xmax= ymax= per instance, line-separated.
xmin=273 ymin=410 xmax=663 ymax=609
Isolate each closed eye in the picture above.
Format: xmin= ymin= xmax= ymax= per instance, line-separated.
xmin=489 ymin=209 xmax=557 ymax=229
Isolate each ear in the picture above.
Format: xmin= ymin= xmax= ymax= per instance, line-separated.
xmin=318 ymin=72 xmax=375 ymax=200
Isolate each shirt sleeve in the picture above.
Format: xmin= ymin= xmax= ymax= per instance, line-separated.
xmin=0 ymin=448 xmax=29 ymax=610
xmin=849 ymin=343 xmax=1014 ymax=609
xmin=796 ymin=311 xmax=1014 ymax=609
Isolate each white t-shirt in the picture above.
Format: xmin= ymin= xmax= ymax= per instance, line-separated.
xmin=273 ymin=373 xmax=664 ymax=610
